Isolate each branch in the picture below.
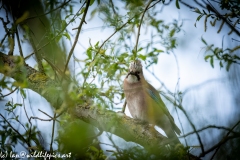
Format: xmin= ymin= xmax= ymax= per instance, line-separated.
xmin=0 ymin=113 xmax=32 ymax=150
xmin=0 ymin=52 xmax=201 ymax=159
xmin=181 ymin=124 xmax=240 ymax=138
xmin=72 ymin=106 xmax=168 ymax=150
xmin=25 ymin=0 xmax=71 ymax=21
xmin=199 ymin=135 xmax=240 ymax=158
xmin=134 ymin=0 xmax=153 ymax=54
xmin=205 ymin=0 xmax=240 ymax=36
xmin=0 ymin=52 xmax=167 ymax=147
xmin=64 ymin=0 xmax=91 ymax=74
xmin=210 ymin=120 xmax=240 ymax=159
xmin=0 ymin=52 xmax=62 ymax=108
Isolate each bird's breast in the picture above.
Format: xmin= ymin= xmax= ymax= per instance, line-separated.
xmin=123 ymin=82 xmax=148 ymax=120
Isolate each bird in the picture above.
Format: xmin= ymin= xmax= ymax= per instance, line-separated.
xmin=123 ymin=60 xmax=181 ymax=144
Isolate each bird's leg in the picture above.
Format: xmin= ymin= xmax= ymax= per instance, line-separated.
xmin=120 ymin=100 xmax=127 ymax=113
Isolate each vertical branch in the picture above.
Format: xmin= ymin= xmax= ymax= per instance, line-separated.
xmin=109 ymin=0 xmax=117 ymax=15
xmin=210 ymin=120 xmax=240 ymax=160
xmin=16 ymin=27 xmax=24 ymax=58
xmin=22 ymin=95 xmax=33 ymax=149
xmin=8 ymin=28 xmax=15 ymax=55
xmin=121 ymin=100 xmax=127 ymax=113
xmin=50 ymin=113 xmax=57 ymax=153
xmin=134 ymin=0 xmax=153 ymax=57
xmin=63 ymin=0 xmax=91 ymax=74
xmin=0 ymin=113 xmax=32 ymax=150
xmin=29 ymin=33 xmax=44 ymax=73
xmin=8 ymin=5 xmax=15 ymax=55
xmin=178 ymin=105 xmax=205 ymax=154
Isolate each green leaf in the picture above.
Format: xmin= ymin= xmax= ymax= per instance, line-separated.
xmin=94 ymin=41 xmax=99 ymax=48
xmin=203 ymin=9 xmax=207 ymax=14
xmin=201 ymin=37 xmax=207 ymax=45
xmin=14 ymin=103 xmax=22 ymax=107
xmin=169 ymin=29 xmax=175 ymax=37
xmin=61 ymin=20 xmax=67 ymax=29
xmin=20 ymin=88 xmax=26 ymax=99
xmin=210 ymin=56 xmax=214 ymax=68
xmin=194 ymin=8 xmax=201 ymax=14
xmin=86 ymin=47 xmax=92 ymax=59
xmin=176 ymin=0 xmax=180 ymax=9
xmin=197 ymin=14 xmax=204 ymax=21
xmin=204 ymin=55 xmax=211 ymax=61
xmin=132 ymin=50 xmax=137 ymax=59
xmin=138 ymin=54 xmax=147 ymax=60
xmin=154 ymin=49 xmax=164 ymax=53
xmin=226 ymin=61 xmax=232 ymax=71
xmin=63 ymin=32 xmax=71 ymax=40
xmin=90 ymin=0 xmax=95 ymax=6
xmin=137 ymin=47 xmax=143 ymax=52
xmin=233 ymin=55 xmax=240 ymax=60
xmin=219 ymin=61 xmax=223 ymax=68
xmin=56 ymin=35 xmax=62 ymax=42
xmin=80 ymin=7 xmax=86 ymax=14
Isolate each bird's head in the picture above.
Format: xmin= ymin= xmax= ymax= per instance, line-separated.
xmin=126 ymin=60 xmax=143 ymax=82
xmin=129 ymin=59 xmax=142 ymax=73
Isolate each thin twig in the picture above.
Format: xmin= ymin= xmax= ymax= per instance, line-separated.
xmin=1 ymin=87 xmax=18 ymax=98
xmin=38 ymin=109 xmax=53 ymax=119
xmin=146 ymin=68 xmax=174 ymax=95
xmin=180 ymin=125 xmax=240 ymax=138
xmin=35 ymin=109 xmax=60 ymax=123
xmin=16 ymin=27 xmax=24 ymax=58
xmin=199 ymin=135 xmax=240 ymax=158
xmin=63 ymin=0 xmax=91 ymax=74
xmin=109 ymin=0 xmax=117 ymax=15
xmin=121 ymin=100 xmax=127 ymax=113
xmin=178 ymin=105 xmax=205 ymax=154
xmin=89 ymin=1 xmax=160 ymax=66
xmin=21 ymin=95 xmax=35 ymax=147
xmin=28 ymin=32 xmax=44 ymax=73
xmin=25 ymin=0 xmax=71 ymax=21
xmin=50 ymin=113 xmax=57 ymax=153
xmin=206 ymin=0 xmax=239 ymax=36
xmin=30 ymin=116 xmax=54 ymax=122
xmin=148 ymin=0 xmax=162 ymax=10
xmin=210 ymin=120 xmax=240 ymax=160
xmin=24 ymin=1 xmax=85 ymax=62
xmin=134 ymin=0 xmax=153 ymax=54
xmin=0 ymin=113 xmax=32 ymax=149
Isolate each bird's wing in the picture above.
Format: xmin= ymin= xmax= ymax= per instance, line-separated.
xmin=145 ymin=82 xmax=181 ymax=135
xmin=144 ymin=83 xmax=174 ymax=121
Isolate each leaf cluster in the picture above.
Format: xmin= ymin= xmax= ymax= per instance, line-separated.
xmin=202 ymin=37 xmax=240 ymax=71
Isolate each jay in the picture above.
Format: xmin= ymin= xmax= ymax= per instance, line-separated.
xmin=123 ymin=60 xmax=181 ymax=144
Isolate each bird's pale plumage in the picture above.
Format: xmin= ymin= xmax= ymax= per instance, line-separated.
xmin=123 ymin=60 xmax=181 ymax=143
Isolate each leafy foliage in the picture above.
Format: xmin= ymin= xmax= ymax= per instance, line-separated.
xmin=203 ymin=37 xmax=240 ymax=71
xmin=193 ymin=0 xmax=240 ymax=70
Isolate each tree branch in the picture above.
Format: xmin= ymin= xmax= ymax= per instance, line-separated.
xmin=0 ymin=51 xmax=201 ymax=159
xmin=72 ymin=106 xmax=168 ymax=150
xmin=0 ymin=52 xmax=167 ymax=148
xmin=134 ymin=0 xmax=153 ymax=54
xmin=0 ymin=52 xmax=62 ymax=108
xmin=64 ymin=0 xmax=91 ymax=74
